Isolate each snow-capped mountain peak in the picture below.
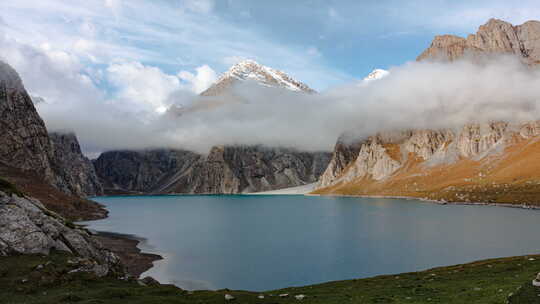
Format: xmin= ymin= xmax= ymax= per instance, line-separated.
xmin=201 ymin=59 xmax=315 ymax=96
xmin=363 ymin=69 xmax=389 ymax=82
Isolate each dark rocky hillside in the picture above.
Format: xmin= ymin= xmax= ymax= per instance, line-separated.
xmin=94 ymin=146 xmax=330 ymax=194
xmin=0 ymin=60 xmax=102 ymax=199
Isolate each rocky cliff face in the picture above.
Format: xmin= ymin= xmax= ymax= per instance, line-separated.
xmin=317 ymin=136 xmax=361 ymax=188
xmin=94 ymin=146 xmax=331 ymax=194
xmin=317 ymin=123 xmax=506 ymax=187
xmin=314 ymin=121 xmax=540 ymax=205
xmin=164 ymin=146 xmax=331 ymax=194
xmin=0 ymin=60 xmax=103 ymax=198
xmin=93 ymin=149 xmax=202 ymax=193
xmin=417 ymin=19 xmax=540 ymax=64
xmin=49 ymin=133 xmax=104 ymax=197
xmin=315 ymin=18 xmax=540 ymax=205
xmin=0 ymin=61 xmax=56 ymax=184
xmin=0 ymin=190 xmax=120 ymax=276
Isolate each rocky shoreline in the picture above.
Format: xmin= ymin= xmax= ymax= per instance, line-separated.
xmin=92 ymin=231 xmax=162 ymax=278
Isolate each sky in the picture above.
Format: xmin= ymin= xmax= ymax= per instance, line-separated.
xmin=1 ymin=0 xmax=540 ymax=155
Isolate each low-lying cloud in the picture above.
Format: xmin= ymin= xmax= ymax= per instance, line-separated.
xmin=41 ymin=55 xmax=540 ymax=156
xmin=3 ymin=31 xmax=540 ymax=157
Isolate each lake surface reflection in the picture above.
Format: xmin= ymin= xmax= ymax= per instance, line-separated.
xmin=84 ymin=195 xmax=540 ymax=291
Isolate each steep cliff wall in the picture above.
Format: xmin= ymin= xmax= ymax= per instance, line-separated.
xmin=314 ymin=122 xmax=540 ymax=205
xmin=317 ymin=135 xmax=362 ymax=188
xmin=93 ymin=149 xmax=202 ymax=194
xmin=161 ymin=146 xmax=331 ymax=194
xmin=0 ymin=60 xmax=103 ymax=198
xmin=94 ymin=146 xmax=331 ymax=194
xmin=0 ymin=61 xmax=56 ymax=184
xmin=49 ymin=133 xmax=104 ymax=197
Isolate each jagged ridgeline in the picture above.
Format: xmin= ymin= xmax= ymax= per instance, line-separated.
xmin=94 ymin=60 xmax=330 ymax=195
xmin=417 ymin=18 xmax=540 ymax=64
xmin=313 ymin=19 xmax=540 ymax=206
xmin=94 ymin=147 xmax=330 ymax=194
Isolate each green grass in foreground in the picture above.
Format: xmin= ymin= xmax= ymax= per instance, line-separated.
xmin=1 ymin=252 xmax=540 ymax=303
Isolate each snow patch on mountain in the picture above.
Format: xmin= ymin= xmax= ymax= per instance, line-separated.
xmin=363 ymin=69 xmax=389 ymax=82
xmin=202 ymin=59 xmax=315 ymax=95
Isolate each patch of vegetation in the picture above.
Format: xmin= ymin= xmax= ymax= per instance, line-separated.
xmin=426 ymin=182 xmax=540 ymax=207
xmin=0 ymin=177 xmax=24 ymax=197
xmin=507 ymin=281 xmax=540 ymax=303
xmin=1 ymin=252 xmax=540 ymax=303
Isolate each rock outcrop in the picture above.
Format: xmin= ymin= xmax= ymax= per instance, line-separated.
xmin=314 ymin=121 xmax=540 ymax=205
xmin=317 ymin=135 xmax=362 ymax=188
xmin=317 ymin=123 xmax=512 ymax=187
xmin=0 ymin=190 xmax=120 ymax=276
xmin=93 ymin=149 xmax=202 ymax=193
xmin=94 ymin=146 xmax=331 ymax=194
xmin=0 ymin=61 xmax=56 ymax=185
xmin=163 ymin=146 xmax=331 ymax=194
xmin=417 ymin=19 xmax=540 ymax=64
xmin=49 ymin=133 xmax=104 ymax=197
xmin=0 ymin=60 xmax=103 ymax=198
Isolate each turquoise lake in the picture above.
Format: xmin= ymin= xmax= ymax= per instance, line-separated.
xmin=84 ymin=195 xmax=540 ymax=291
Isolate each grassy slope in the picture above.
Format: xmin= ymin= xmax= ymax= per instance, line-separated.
xmin=314 ymin=137 xmax=540 ymax=206
xmin=2 ymin=252 xmax=540 ymax=304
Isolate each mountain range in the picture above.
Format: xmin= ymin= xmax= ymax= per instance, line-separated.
xmin=313 ymin=19 xmax=540 ymax=206
xmin=93 ymin=60 xmax=330 ymax=195
xmin=1 ymin=18 xmax=539 ymax=206
xmin=1 ymin=16 xmax=540 ymax=303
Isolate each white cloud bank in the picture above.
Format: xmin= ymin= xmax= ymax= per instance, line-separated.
xmin=28 ymin=53 xmax=540 ymax=156
xmin=178 ymin=65 xmax=218 ymax=94
xmin=107 ymin=62 xmax=182 ymax=113
xmin=1 ymin=12 xmax=539 ymax=156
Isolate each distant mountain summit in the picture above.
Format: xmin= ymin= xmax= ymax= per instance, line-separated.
xmin=201 ymin=59 xmax=315 ymax=96
xmin=98 ymin=61 xmax=329 ymax=195
xmin=363 ymin=69 xmax=389 ymax=82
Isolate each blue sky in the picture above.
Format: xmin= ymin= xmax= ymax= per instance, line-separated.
xmin=1 ymin=0 xmax=540 ymax=109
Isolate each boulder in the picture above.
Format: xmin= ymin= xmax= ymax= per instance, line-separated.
xmin=0 ymin=191 xmax=121 ymax=277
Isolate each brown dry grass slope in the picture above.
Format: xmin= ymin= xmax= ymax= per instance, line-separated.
xmin=0 ymin=162 xmax=107 ymax=221
xmin=314 ymin=136 xmax=540 ymax=206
